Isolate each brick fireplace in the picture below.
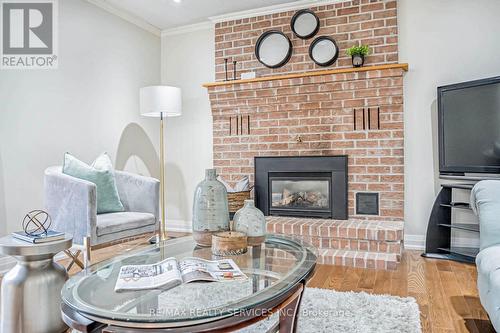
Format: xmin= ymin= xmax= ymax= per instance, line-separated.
xmin=204 ymin=0 xmax=405 ymax=269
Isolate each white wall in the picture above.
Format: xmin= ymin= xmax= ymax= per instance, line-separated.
xmin=161 ymin=27 xmax=215 ymax=230
xmin=399 ymin=0 xmax=500 ymax=247
xmin=0 ymin=0 xmax=161 ymax=236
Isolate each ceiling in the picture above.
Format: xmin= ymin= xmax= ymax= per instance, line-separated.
xmin=101 ymin=0 xmax=305 ymax=30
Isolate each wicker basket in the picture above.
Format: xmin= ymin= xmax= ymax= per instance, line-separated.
xmin=227 ymin=190 xmax=252 ymax=213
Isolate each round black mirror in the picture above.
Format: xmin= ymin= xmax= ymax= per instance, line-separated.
xmin=309 ymin=36 xmax=339 ymax=67
xmin=291 ymin=9 xmax=320 ymax=39
xmin=255 ymin=30 xmax=292 ymax=68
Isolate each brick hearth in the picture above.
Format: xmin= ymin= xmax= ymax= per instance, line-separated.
xmin=266 ymin=216 xmax=403 ymax=270
xmin=206 ymin=0 xmax=406 ymax=269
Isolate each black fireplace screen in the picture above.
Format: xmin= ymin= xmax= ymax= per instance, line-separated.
xmin=255 ymin=156 xmax=348 ymax=219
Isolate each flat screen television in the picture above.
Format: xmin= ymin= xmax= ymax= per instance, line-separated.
xmin=439 ymin=76 xmax=500 ymax=176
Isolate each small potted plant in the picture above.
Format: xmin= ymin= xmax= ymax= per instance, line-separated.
xmin=346 ymin=45 xmax=370 ymax=68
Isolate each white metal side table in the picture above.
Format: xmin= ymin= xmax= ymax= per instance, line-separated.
xmin=0 ymin=234 xmax=72 ymax=333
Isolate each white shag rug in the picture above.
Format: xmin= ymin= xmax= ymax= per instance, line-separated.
xmin=238 ymin=288 xmax=422 ymax=333
xmin=76 ymin=283 xmax=421 ymax=333
xmin=152 ymin=283 xmax=421 ymax=332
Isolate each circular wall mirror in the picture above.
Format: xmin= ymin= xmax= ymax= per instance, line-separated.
xmin=291 ymin=9 xmax=320 ymax=39
xmin=255 ymin=30 xmax=292 ymax=68
xmin=309 ymin=36 xmax=339 ymax=67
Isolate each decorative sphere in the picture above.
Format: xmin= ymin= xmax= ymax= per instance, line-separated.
xmin=22 ymin=210 xmax=51 ymax=236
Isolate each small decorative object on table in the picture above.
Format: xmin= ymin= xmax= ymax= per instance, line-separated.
xmin=11 ymin=210 xmax=64 ymax=243
xmin=211 ymin=231 xmax=247 ymax=256
xmin=192 ymin=169 xmax=230 ymax=247
xmin=23 ymin=209 xmax=51 ymax=235
xmin=233 ymin=200 xmax=266 ymax=246
xmin=346 ymin=44 xmax=370 ymax=68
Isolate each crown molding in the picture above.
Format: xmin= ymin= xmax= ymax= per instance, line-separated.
xmin=86 ymin=0 xmax=341 ymax=37
xmin=85 ymin=0 xmax=161 ymax=37
xmin=161 ymin=21 xmax=214 ymax=37
xmin=209 ymin=0 xmax=342 ymax=23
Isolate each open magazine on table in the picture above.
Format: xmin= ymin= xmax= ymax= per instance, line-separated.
xmin=114 ymin=257 xmax=247 ymax=292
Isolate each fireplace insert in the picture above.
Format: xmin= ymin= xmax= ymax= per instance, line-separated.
xmin=254 ymin=156 xmax=348 ymax=219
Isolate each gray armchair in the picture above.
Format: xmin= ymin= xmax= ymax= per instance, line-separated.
xmin=44 ymin=166 xmax=159 ymax=266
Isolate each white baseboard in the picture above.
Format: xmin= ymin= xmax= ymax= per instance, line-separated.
xmin=404 ymin=234 xmax=480 ymax=251
xmin=404 ymin=234 xmax=426 ymax=250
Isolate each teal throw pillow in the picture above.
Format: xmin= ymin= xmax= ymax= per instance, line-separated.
xmin=62 ymin=152 xmax=124 ymax=214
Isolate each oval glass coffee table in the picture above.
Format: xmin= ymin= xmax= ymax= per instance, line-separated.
xmin=61 ymin=235 xmax=316 ymax=332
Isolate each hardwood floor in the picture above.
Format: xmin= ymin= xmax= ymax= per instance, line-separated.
xmin=4 ymin=234 xmax=492 ymax=333
xmin=308 ymin=251 xmax=494 ymax=333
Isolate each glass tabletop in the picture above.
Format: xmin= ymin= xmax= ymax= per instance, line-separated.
xmin=61 ymin=235 xmax=317 ymax=327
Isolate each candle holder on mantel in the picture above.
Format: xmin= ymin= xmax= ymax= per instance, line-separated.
xmin=224 ymin=58 xmax=229 ymax=81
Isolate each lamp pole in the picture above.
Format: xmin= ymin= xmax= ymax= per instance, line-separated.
xmin=159 ymin=112 xmax=167 ymax=241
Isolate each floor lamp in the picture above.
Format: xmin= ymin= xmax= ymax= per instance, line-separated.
xmin=140 ymin=86 xmax=182 ymax=242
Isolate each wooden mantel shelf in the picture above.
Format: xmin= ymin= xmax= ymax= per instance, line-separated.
xmin=202 ymin=63 xmax=408 ymax=88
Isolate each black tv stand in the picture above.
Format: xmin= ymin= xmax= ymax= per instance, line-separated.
xmin=421 ymin=183 xmax=479 ymax=264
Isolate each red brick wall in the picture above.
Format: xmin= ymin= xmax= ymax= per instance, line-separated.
xmin=208 ymin=0 xmax=404 ymax=221
xmin=215 ymin=0 xmax=398 ymax=81
xmin=208 ymin=68 xmax=404 ymax=220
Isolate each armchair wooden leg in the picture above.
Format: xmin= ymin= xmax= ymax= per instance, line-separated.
xmin=83 ymin=236 xmax=92 ymax=268
xmin=63 ymin=249 xmax=84 ymax=271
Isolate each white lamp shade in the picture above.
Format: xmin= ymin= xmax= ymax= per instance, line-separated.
xmin=140 ymin=85 xmax=182 ymax=117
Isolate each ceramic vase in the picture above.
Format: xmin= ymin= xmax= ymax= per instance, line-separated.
xmin=233 ymin=199 xmax=266 ymax=246
xmin=192 ymin=169 xmax=230 ymax=247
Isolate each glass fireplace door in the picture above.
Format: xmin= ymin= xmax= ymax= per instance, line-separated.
xmin=268 ymin=174 xmax=332 ymax=216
